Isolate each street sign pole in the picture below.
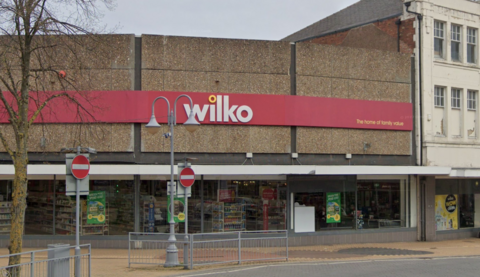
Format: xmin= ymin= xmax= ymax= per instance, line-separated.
xmin=62 ymin=146 xmax=94 ymax=277
xmin=75 ymin=146 xmax=81 ymax=277
xmin=179 ymin=163 xmax=194 ymax=269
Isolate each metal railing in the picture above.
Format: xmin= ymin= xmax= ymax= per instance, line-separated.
xmin=0 ymin=244 xmax=91 ymax=277
xmin=128 ymin=230 xmax=288 ymax=269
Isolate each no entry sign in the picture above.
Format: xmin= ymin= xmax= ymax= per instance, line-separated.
xmin=179 ymin=167 xmax=195 ymax=187
xmin=71 ymin=155 xmax=90 ymax=179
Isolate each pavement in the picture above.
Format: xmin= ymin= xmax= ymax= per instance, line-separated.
xmin=1 ymin=239 xmax=480 ymax=276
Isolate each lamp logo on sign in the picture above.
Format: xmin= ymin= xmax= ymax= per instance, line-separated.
xmin=183 ymin=95 xmax=253 ymax=123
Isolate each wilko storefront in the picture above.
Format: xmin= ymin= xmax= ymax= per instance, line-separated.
xmin=0 ymin=34 xmax=451 ymax=248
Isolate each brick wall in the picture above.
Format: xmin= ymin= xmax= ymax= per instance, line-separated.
xmin=305 ymin=17 xmax=415 ymax=54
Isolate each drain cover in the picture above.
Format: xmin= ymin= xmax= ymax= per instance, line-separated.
xmin=337 ymin=247 xmax=433 ymax=256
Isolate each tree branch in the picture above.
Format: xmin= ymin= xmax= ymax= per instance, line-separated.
xmin=0 ymin=129 xmax=14 ymax=161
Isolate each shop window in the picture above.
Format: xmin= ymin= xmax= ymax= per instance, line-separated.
xmin=0 ymin=181 xmax=12 ymax=235
xmin=467 ymin=27 xmax=477 ymax=64
xmin=435 ymin=179 xmax=480 ymax=230
xmin=294 ymin=191 xmax=355 ymax=232
xmin=451 ymin=24 xmax=462 ymax=62
xmin=25 ymin=180 xmax=55 ymax=234
xmin=204 ymin=180 xmax=286 ymax=233
xmin=356 ymin=181 xmax=406 ymax=229
xmin=140 ymin=180 xmax=170 ymax=233
xmin=90 ymin=180 xmax=134 ymax=235
xmin=434 ymin=21 xmax=445 ymax=58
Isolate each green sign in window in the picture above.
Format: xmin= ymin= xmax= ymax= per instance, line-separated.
xmin=326 ymin=192 xmax=341 ymax=223
xmin=87 ymin=191 xmax=106 ymax=224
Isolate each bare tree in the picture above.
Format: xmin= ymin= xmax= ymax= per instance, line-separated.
xmin=0 ymin=0 xmax=114 ymax=266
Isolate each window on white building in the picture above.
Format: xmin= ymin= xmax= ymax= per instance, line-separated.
xmin=468 ymin=90 xmax=477 ymax=110
xmin=435 ymin=87 xmax=445 ymax=107
xmin=434 ymin=21 xmax=445 ymax=58
xmin=451 ymin=24 xmax=462 ymax=62
xmin=451 ymin=89 xmax=461 ymax=109
xmin=467 ymin=27 xmax=477 ymax=64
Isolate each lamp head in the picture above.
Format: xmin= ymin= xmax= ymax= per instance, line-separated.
xmin=145 ymin=115 xmax=161 ymax=135
xmin=183 ymin=111 xmax=200 ymax=133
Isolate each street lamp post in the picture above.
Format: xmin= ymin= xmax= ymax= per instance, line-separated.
xmin=145 ymin=94 xmax=200 ymax=267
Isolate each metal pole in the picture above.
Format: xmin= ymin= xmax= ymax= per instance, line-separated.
xmin=165 ymin=109 xmax=179 ymax=267
xmin=30 ymin=252 xmax=34 ymax=277
xmin=75 ymin=146 xmax=81 ymax=277
xmin=53 ymin=175 xmax=56 ymax=235
xmin=200 ymin=176 xmax=204 ymax=233
xmin=89 ymin=244 xmax=92 ymax=277
xmin=238 ymin=232 xmax=241 ymax=265
xmin=128 ymin=233 xmax=131 ymax=268
xmin=286 ymin=231 xmax=289 ymax=261
xmin=184 ymin=190 xmax=188 ymax=269
xmin=190 ymin=234 xmax=194 ymax=269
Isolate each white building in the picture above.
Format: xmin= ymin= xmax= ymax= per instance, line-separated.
xmin=406 ymin=0 xmax=480 ymax=240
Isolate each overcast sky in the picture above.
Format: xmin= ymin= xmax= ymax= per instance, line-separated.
xmin=100 ymin=0 xmax=359 ymax=40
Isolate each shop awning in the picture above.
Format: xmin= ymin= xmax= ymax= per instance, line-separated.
xmin=0 ymin=164 xmax=451 ymax=180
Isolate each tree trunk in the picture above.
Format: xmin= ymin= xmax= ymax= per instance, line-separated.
xmin=8 ymin=152 xmax=28 ymax=268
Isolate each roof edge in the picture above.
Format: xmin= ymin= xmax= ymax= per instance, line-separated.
xmin=286 ymin=13 xmax=402 ymax=43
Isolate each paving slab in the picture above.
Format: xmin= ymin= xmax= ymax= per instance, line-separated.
xmin=0 ymin=239 xmax=479 ymax=276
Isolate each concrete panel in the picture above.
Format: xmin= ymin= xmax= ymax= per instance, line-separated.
xmin=349 ymin=129 xmax=365 ymax=154
xmin=249 ymin=40 xmax=270 ymax=73
xmin=364 ymin=130 xmax=380 ymax=154
xmin=296 ymin=43 xmax=332 ymax=77
xmin=142 ymin=70 xmax=164 ymax=91
xmin=296 ymin=76 xmax=331 ymax=97
xmin=141 ymin=124 xmax=170 ymax=152
xmin=185 ymin=37 xmax=211 ymax=72
xmin=229 ymin=40 xmax=250 ymax=73
xmin=207 ymin=72 xmax=229 ymax=93
xmin=86 ymin=124 xmax=113 ymax=152
xmin=163 ymin=36 xmax=186 ymax=70
xmin=331 ymin=78 xmax=349 ymax=99
xmin=364 ymin=81 xmax=381 ymax=101
xmin=349 ymin=79 xmax=367 ymax=100
xmin=88 ymin=69 xmax=112 ymax=91
xmin=394 ymin=54 xmax=411 ymax=83
xmin=379 ymin=52 xmax=397 ymax=82
xmin=141 ymin=35 xmax=165 ymax=69
xmin=349 ymin=48 xmax=369 ymax=80
xmin=208 ymin=125 xmax=230 ymax=152
xmin=228 ymin=73 xmax=250 ymax=93
xmin=375 ymin=131 xmax=397 ymax=155
xmin=227 ymin=126 xmax=251 ymax=152
xmin=185 ymin=71 xmax=209 ymax=93
xmin=375 ymin=81 xmax=391 ymax=102
xmin=396 ymin=131 xmax=411 ymax=155
xmin=270 ymin=41 xmax=290 ymax=74
xmin=390 ymin=82 xmax=411 ymax=103
xmin=250 ymin=126 xmax=290 ymax=153
xmin=270 ymin=75 xmax=290 ymax=95
xmin=210 ymin=39 xmax=232 ymax=72
xmin=330 ymin=46 xmax=352 ymax=79
xmin=250 ymin=74 xmax=271 ymax=95
xmin=164 ymin=70 xmax=186 ymax=92
xmin=112 ymin=70 xmax=133 ymax=91
xmin=330 ymin=129 xmax=350 ymax=153
xmin=297 ymin=127 xmax=331 ymax=154
xmin=111 ymin=124 xmax=134 ymax=152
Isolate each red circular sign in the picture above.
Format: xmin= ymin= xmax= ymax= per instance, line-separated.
xmin=179 ymin=167 xmax=195 ymax=187
xmin=71 ymin=155 xmax=90 ymax=179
